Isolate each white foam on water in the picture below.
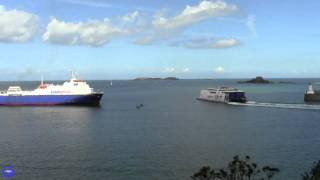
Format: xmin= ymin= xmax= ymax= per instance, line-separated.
xmin=228 ymin=101 xmax=320 ymax=110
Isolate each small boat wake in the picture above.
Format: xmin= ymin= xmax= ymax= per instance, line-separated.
xmin=228 ymin=101 xmax=320 ymax=110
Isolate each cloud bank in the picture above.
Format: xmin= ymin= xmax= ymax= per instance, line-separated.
xmin=153 ymin=0 xmax=239 ymax=31
xmin=42 ymin=18 xmax=127 ymax=47
xmin=136 ymin=0 xmax=241 ymax=46
xmin=0 ymin=5 xmax=39 ymax=43
xmin=0 ymin=0 xmax=250 ymax=49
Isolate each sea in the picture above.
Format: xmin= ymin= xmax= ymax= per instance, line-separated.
xmin=0 ymin=79 xmax=320 ymax=180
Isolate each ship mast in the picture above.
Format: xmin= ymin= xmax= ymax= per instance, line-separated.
xmin=41 ymin=75 xmax=44 ymax=85
xmin=71 ymin=71 xmax=77 ymax=81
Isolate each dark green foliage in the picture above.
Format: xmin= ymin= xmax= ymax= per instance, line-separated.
xmin=191 ymin=155 xmax=280 ymax=180
xmin=302 ymin=160 xmax=320 ymax=180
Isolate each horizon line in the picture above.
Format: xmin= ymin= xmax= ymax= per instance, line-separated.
xmin=0 ymin=77 xmax=319 ymax=82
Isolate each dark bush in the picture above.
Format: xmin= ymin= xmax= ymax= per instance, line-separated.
xmin=302 ymin=160 xmax=320 ymax=180
xmin=191 ymin=155 xmax=280 ymax=180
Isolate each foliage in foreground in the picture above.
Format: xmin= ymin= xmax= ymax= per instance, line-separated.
xmin=191 ymin=155 xmax=280 ymax=180
xmin=302 ymin=160 xmax=320 ymax=180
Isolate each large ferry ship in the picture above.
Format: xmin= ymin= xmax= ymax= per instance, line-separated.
xmin=0 ymin=73 xmax=103 ymax=106
xmin=197 ymin=87 xmax=247 ymax=103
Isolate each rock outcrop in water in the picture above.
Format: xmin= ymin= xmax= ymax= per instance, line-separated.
xmin=164 ymin=77 xmax=179 ymax=80
xmin=238 ymin=76 xmax=272 ymax=84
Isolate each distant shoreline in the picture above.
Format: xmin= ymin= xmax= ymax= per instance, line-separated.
xmin=133 ymin=77 xmax=179 ymax=80
xmin=0 ymin=78 xmax=319 ymax=82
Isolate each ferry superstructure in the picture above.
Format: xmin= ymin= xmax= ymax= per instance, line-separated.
xmin=0 ymin=73 xmax=103 ymax=106
xmin=197 ymin=87 xmax=247 ymax=103
xmin=304 ymin=83 xmax=320 ymax=102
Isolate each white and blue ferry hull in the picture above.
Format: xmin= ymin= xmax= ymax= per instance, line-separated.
xmin=0 ymin=93 xmax=103 ymax=106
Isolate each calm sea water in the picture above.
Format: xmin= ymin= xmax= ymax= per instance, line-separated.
xmin=1 ymin=79 xmax=320 ymax=180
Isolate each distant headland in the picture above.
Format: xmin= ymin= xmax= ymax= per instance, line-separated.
xmin=238 ymin=76 xmax=273 ymax=84
xmin=133 ymin=77 xmax=179 ymax=80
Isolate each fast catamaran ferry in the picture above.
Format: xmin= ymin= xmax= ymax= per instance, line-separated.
xmin=0 ymin=72 xmax=103 ymax=106
xmin=197 ymin=87 xmax=247 ymax=103
xmin=304 ymin=83 xmax=320 ymax=102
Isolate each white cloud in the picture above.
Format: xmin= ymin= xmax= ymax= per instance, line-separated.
xmin=153 ymin=0 xmax=239 ymax=31
xmin=135 ymin=0 xmax=241 ymax=46
xmin=163 ymin=67 xmax=176 ymax=73
xmin=182 ymin=67 xmax=190 ymax=73
xmin=215 ymin=66 xmax=225 ymax=73
xmin=121 ymin=11 xmax=140 ymax=23
xmin=0 ymin=6 xmax=39 ymax=43
xmin=246 ymin=15 xmax=256 ymax=36
xmin=212 ymin=38 xmax=240 ymax=48
xmin=174 ymin=37 xmax=241 ymax=49
xmin=43 ymin=18 xmax=127 ymax=47
xmin=120 ymin=11 xmax=147 ymax=35
xmin=163 ymin=67 xmax=190 ymax=73
xmin=60 ymin=0 xmax=112 ymax=8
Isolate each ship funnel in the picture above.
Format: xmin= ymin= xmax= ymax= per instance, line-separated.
xmin=306 ymin=83 xmax=315 ymax=94
xmin=309 ymin=83 xmax=313 ymax=91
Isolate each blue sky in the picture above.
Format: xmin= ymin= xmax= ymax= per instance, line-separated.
xmin=0 ymin=0 xmax=320 ymax=80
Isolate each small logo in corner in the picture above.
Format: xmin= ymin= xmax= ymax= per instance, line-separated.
xmin=2 ymin=165 xmax=15 ymax=179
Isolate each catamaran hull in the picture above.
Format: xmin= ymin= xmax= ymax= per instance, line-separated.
xmin=304 ymin=94 xmax=320 ymax=102
xmin=0 ymin=93 xmax=103 ymax=106
xmin=196 ymin=97 xmax=246 ymax=103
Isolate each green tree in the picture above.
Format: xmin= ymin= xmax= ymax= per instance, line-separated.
xmin=302 ymin=160 xmax=320 ymax=180
xmin=191 ymin=155 xmax=280 ymax=180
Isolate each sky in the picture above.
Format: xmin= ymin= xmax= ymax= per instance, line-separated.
xmin=0 ymin=0 xmax=320 ymax=80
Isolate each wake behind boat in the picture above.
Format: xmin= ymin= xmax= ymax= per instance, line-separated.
xmin=197 ymin=87 xmax=247 ymax=103
xmin=0 ymin=72 xmax=103 ymax=106
xmin=228 ymin=101 xmax=320 ymax=110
